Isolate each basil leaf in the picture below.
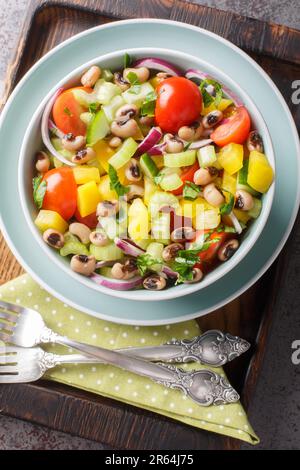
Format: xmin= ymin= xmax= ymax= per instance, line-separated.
xmin=32 ymin=176 xmax=47 ymax=209
xmin=183 ymin=181 xmax=201 ymax=200
xmin=124 ymin=52 xmax=131 ymax=68
xmin=108 ymin=164 xmax=129 ymax=197
xmin=137 ymin=254 xmax=161 ymax=276
xmin=220 ymin=191 xmax=234 ymax=215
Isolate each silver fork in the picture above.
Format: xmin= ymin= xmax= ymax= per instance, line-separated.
xmin=0 ymin=301 xmax=249 ymax=366
xmin=0 ymin=301 xmax=240 ymax=406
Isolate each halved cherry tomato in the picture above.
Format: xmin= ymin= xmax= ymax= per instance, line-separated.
xmin=211 ymin=106 xmax=251 ymax=147
xmin=171 ymin=162 xmax=199 ymax=195
xmin=155 ymin=77 xmax=202 ymax=133
xmin=52 ymin=86 xmax=93 ymax=136
xmin=42 ymin=167 xmax=77 ymax=221
xmin=194 ymin=231 xmax=233 ymax=268
xmin=74 ymin=209 xmax=98 ymax=229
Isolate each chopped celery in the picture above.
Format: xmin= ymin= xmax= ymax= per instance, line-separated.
xmin=102 ymin=95 xmax=125 ymax=122
xmin=146 ymin=242 xmax=164 ymax=261
xmin=108 ymin=137 xmax=138 ymax=169
xmin=80 ymin=112 xmax=94 ymax=126
xmin=94 ymin=79 xmax=122 ymax=105
xmin=90 ymin=243 xmax=124 ymax=261
xmin=197 ymin=145 xmax=217 ymax=167
xmin=86 ymin=109 xmax=110 ymax=146
xmin=159 ymin=172 xmax=182 ymax=191
xmin=247 ymin=198 xmax=262 ymax=219
xmin=237 ymin=160 xmax=261 ymax=197
xmin=102 ymin=69 xmax=113 ymax=82
xmin=60 ymin=233 xmax=89 ymax=257
xmin=149 ymin=191 xmax=179 ymax=217
xmin=140 ymin=153 xmax=159 ymax=178
xmin=164 ymin=150 xmax=196 ymax=168
xmin=122 ymin=82 xmax=154 ymax=106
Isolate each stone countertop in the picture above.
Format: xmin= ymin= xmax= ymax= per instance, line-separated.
xmin=0 ymin=0 xmax=300 ymax=450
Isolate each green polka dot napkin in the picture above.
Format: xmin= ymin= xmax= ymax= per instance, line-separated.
xmin=0 ymin=274 xmax=259 ymax=444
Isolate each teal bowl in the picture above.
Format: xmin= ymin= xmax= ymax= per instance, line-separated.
xmin=18 ymin=47 xmax=275 ymax=301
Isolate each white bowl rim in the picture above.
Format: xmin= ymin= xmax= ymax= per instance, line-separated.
xmin=18 ymin=45 xmax=275 ymax=301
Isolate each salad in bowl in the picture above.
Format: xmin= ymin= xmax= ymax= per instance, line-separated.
xmin=29 ymin=51 xmax=274 ymax=294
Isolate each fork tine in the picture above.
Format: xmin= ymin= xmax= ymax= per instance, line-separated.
xmin=0 ymin=300 xmax=24 ymax=315
xmin=0 ymin=346 xmax=18 ymax=354
xmin=0 ymin=311 xmax=18 ymax=322
xmin=0 ymin=375 xmax=22 ymax=383
xmin=0 ymin=331 xmax=12 ymax=343
xmin=0 ymin=366 xmax=19 ymax=373
xmin=0 ymin=321 xmax=14 ymax=332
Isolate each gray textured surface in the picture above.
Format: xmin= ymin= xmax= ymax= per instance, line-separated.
xmin=0 ymin=0 xmax=299 ymax=450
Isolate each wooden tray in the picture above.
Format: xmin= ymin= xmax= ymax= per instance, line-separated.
xmin=0 ymin=0 xmax=299 ymax=450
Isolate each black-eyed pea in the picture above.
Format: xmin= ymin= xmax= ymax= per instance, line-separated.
xmin=80 ymin=66 xmax=101 ymax=87
xmin=70 ymin=254 xmax=96 ymax=276
xmin=69 ymin=222 xmax=91 ymax=244
xmin=203 ymin=183 xmax=225 ymax=207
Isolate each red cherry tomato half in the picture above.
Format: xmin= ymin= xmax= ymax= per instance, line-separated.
xmin=52 ymin=86 xmax=93 ymax=136
xmin=42 ymin=167 xmax=77 ymax=221
xmin=74 ymin=208 xmax=98 ymax=229
xmin=171 ymin=162 xmax=199 ymax=196
xmin=155 ymin=77 xmax=202 ymax=133
xmin=194 ymin=231 xmax=233 ymax=270
xmin=211 ymin=106 xmax=251 ymax=147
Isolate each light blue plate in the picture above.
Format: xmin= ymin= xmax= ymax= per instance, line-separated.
xmin=0 ymin=19 xmax=299 ymax=325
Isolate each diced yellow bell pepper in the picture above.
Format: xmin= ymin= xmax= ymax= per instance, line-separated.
xmin=151 ymin=155 xmax=164 ymax=169
xmin=128 ymin=198 xmax=149 ymax=240
xmin=201 ymin=102 xmax=216 ymax=116
xmin=150 ymin=76 xmax=160 ymax=88
xmin=222 ymin=171 xmax=237 ymax=195
xmin=94 ymin=140 xmax=115 ymax=172
xmin=73 ymin=166 xmax=100 ymax=185
xmin=179 ymin=198 xmax=220 ymax=230
xmin=218 ymin=98 xmax=233 ymax=112
xmin=77 ymin=181 xmax=101 ymax=217
xmin=247 ymin=150 xmax=274 ymax=193
xmin=144 ymin=177 xmax=158 ymax=206
xmin=218 ymin=143 xmax=244 ymax=175
xmin=34 ymin=210 xmax=68 ymax=233
xmin=233 ymin=209 xmax=251 ymax=224
xmin=98 ymin=175 xmax=117 ymax=200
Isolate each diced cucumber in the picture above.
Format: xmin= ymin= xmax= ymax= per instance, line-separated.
xmin=237 ymin=160 xmax=261 ymax=197
xmin=159 ymin=172 xmax=182 ymax=191
xmin=102 ymin=69 xmax=113 ymax=82
xmin=94 ymin=79 xmax=121 ymax=105
xmin=197 ymin=145 xmax=217 ymax=167
xmin=60 ymin=233 xmax=89 ymax=257
xmin=50 ymin=137 xmax=73 ymax=165
xmin=146 ymin=242 xmax=164 ymax=261
xmin=80 ymin=112 xmax=94 ymax=126
xmin=122 ymin=82 xmax=154 ymax=106
xmin=140 ymin=153 xmax=159 ymax=178
xmin=108 ymin=137 xmax=138 ymax=169
xmin=164 ymin=150 xmax=196 ymax=168
xmin=89 ymin=243 xmax=124 ymax=261
xmin=72 ymin=89 xmax=97 ymax=107
xmin=247 ymin=198 xmax=262 ymax=219
xmin=102 ymin=95 xmax=125 ymax=122
xmin=86 ymin=109 xmax=110 ymax=146
xmin=149 ymin=191 xmax=180 ymax=217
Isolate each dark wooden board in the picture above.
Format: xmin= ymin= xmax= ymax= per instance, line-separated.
xmin=0 ymin=0 xmax=299 ymax=450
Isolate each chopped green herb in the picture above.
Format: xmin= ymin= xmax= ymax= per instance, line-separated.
xmin=108 ymin=164 xmax=129 ymax=197
xmin=32 ymin=175 xmax=47 ymax=209
xmin=137 ymin=253 xmax=161 ymax=276
xmin=220 ymin=191 xmax=234 ymax=215
xmin=140 ymin=91 xmax=157 ymax=117
xmin=63 ymin=106 xmax=73 ymax=117
xmin=200 ymin=79 xmax=223 ymax=108
xmin=124 ymin=52 xmax=132 ymax=69
xmin=217 ymin=225 xmax=236 ymax=233
xmin=200 ymin=86 xmax=214 ymax=108
xmin=88 ymin=103 xmax=99 ymax=113
xmin=127 ymin=71 xmax=141 ymax=95
xmin=183 ymin=142 xmax=192 ymax=151
xmin=183 ymin=181 xmax=201 ymax=200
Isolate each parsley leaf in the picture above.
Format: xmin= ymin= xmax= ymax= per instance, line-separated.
xmin=88 ymin=103 xmax=99 ymax=113
xmin=63 ymin=107 xmax=73 ymax=117
xmin=220 ymin=191 xmax=234 ymax=215
xmin=140 ymin=91 xmax=157 ymax=117
xmin=124 ymin=52 xmax=132 ymax=69
xmin=127 ymin=71 xmax=141 ymax=95
xmin=32 ymin=175 xmax=47 ymax=209
xmin=137 ymin=254 xmax=161 ymax=276
xmin=199 ymin=79 xmax=223 ymax=108
xmin=183 ymin=181 xmax=201 ymax=200
xmin=200 ymin=86 xmax=214 ymax=108
xmin=108 ymin=164 xmax=129 ymax=197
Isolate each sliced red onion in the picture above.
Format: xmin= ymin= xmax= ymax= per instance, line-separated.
xmin=148 ymin=142 xmax=167 ymax=156
xmin=134 ymin=127 xmax=162 ymax=157
xmin=114 ymin=237 xmax=145 ymax=257
xmin=90 ymin=272 xmax=143 ymax=291
xmin=188 ymin=138 xmax=213 ymax=150
xmin=41 ymin=88 xmax=75 ymax=167
xmin=161 ymin=265 xmax=178 ymax=280
xmin=185 ymin=69 xmax=243 ymax=107
xmin=133 ymin=58 xmax=181 ymax=76
xmin=228 ymin=212 xmax=243 ymax=234
xmin=48 ymin=118 xmax=65 ymax=139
